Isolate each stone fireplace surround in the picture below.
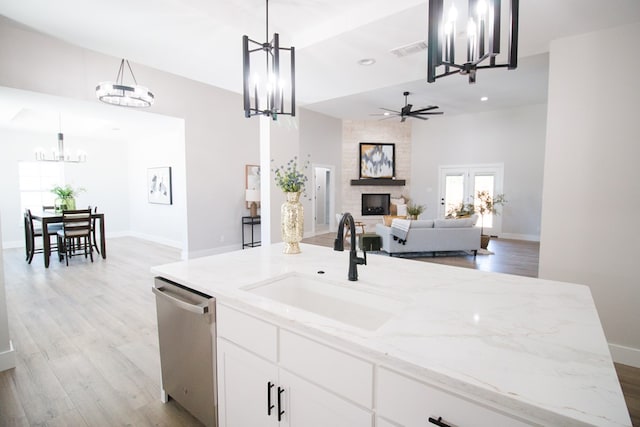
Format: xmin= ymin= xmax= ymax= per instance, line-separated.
xmin=342 ymin=121 xmax=411 ymax=229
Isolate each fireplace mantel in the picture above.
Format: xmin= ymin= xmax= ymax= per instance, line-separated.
xmin=350 ymin=178 xmax=406 ymax=186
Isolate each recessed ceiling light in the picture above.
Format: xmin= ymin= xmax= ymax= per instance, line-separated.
xmin=480 ymin=96 xmax=489 ymax=102
xmin=383 ymin=112 xmax=390 ymax=116
xmin=357 ymin=58 xmax=376 ymax=66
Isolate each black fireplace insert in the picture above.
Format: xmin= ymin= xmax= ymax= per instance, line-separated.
xmin=361 ymin=193 xmax=390 ymax=216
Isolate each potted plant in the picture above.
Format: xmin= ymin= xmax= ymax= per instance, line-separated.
xmin=51 ymin=184 xmax=85 ymax=213
xmin=475 ymin=190 xmax=506 ymax=249
xmin=272 ymin=156 xmax=310 ymax=254
xmin=406 ymin=203 xmax=425 ymax=220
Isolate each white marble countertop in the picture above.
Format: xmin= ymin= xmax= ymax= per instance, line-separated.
xmin=151 ymin=243 xmax=631 ymax=426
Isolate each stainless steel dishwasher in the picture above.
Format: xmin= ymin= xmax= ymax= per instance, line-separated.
xmin=153 ymin=277 xmax=217 ymax=427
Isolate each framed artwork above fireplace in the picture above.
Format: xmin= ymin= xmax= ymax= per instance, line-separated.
xmin=359 ymin=143 xmax=395 ymax=179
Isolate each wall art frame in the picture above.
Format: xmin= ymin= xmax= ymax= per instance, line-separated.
xmin=245 ymin=164 xmax=261 ymax=209
xmin=148 ymin=166 xmax=173 ymax=205
xmin=359 ymin=142 xmax=395 ymax=179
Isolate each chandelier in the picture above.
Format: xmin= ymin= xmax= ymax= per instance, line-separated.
xmin=96 ymin=59 xmax=154 ymax=107
xmin=242 ymin=0 xmax=296 ymax=120
xmin=427 ymin=0 xmax=519 ymax=84
xmin=35 ymin=131 xmax=86 ymax=163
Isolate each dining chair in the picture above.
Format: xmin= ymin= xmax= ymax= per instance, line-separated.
xmin=56 ymin=209 xmax=93 ymax=266
xmin=24 ymin=209 xmax=58 ymax=264
xmin=89 ymin=205 xmax=100 ymax=254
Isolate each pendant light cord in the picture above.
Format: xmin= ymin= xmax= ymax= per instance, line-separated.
xmin=265 ymin=0 xmax=269 ymax=42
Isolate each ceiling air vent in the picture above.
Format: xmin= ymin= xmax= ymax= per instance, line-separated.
xmin=389 ymin=40 xmax=428 ymax=58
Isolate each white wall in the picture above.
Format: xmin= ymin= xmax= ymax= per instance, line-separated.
xmin=411 ymin=104 xmax=547 ymax=240
xmin=127 ymin=120 xmax=187 ymax=249
xmin=539 ymin=22 xmax=640 ymax=367
xmin=0 ymin=214 xmax=15 ymax=372
xmin=299 ymin=108 xmax=343 ymax=232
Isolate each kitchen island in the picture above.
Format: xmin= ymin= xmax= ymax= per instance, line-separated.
xmin=151 ymin=243 xmax=631 ymax=427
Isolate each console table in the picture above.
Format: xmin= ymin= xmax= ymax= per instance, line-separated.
xmin=241 ymin=216 xmax=261 ymax=249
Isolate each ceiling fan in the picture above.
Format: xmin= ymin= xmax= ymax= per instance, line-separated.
xmin=373 ymin=91 xmax=443 ymax=122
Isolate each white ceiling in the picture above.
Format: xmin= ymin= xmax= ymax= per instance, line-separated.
xmin=1 ymin=0 xmax=640 ymax=121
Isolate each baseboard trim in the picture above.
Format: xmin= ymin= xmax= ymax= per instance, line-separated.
xmin=609 ymin=343 xmax=640 ymax=368
xmin=0 ymin=341 xmax=16 ymax=372
xmin=499 ymin=233 xmax=540 ymax=242
xmin=127 ymin=231 xmax=183 ymax=249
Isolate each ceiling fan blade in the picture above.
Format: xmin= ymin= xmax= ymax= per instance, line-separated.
xmin=411 ymin=106 xmax=440 ymax=113
xmin=380 ymin=108 xmax=400 ymax=113
xmin=414 ymin=111 xmax=444 ymax=116
xmin=378 ymin=115 xmax=398 ymax=121
xmin=400 ymin=116 xmax=407 ymax=123
xmin=411 ymin=115 xmax=429 ymax=120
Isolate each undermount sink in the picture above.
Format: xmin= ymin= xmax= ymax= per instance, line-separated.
xmin=243 ymin=273 xmax=407 ymax=331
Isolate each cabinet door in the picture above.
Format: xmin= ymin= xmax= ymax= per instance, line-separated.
xmin=377 ymin=368 xmax=533 ymax=427
xmin=280 ymin=370 xmax=373 ymax=427
xmin=217 ymin=339 xmax=279 ymax=427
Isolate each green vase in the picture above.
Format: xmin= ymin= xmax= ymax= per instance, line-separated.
xmin=55 ymin=197 xmax=76 ymax=213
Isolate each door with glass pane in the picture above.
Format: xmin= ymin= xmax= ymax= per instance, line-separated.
xmin=438 ymin=165 xmax=504 ymax=235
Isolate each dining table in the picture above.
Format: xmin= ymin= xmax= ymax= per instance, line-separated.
xmin=31 ymin=211 xmax=106 ymax=268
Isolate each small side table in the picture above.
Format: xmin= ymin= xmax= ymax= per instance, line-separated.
xmin=242 ymin=216 xmax=261 ymax=249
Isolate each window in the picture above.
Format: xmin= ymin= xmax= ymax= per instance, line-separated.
xmin=19 ymin=161 xmax=63 ymax=213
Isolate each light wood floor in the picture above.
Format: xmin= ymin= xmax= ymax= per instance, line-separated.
xmin=0 ymin=237 xmax=202 ymax=426
xmin=0 ymin=236 xmax=638 ymax=426
xmin=303 ymin=233 xmax=640 ymax=426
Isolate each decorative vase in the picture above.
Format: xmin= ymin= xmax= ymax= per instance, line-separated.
xmin=281 ymin=191 xmax=304 ymax=254
xmin=55 ymin=196 xmax=76 ymax=213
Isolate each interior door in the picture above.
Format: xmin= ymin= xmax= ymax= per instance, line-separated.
xmin=312 ymin=165 xmax=334 ymax=234
xmin=438 ymin=165 xmax=504 ymax=235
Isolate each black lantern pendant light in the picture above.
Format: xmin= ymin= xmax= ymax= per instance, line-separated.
xmin=242 ymin=0 xmax=296 ymax=120
xmin=427 ymin=0 xmax=519 ymax=84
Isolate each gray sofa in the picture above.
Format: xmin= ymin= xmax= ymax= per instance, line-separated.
xmin=375 ymin=216 xmax=481 ymax=256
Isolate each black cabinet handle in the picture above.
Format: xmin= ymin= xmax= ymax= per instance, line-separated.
xmin=429 ymin=416 xmax=452 ymax=427
xmin=277 ymin=386 xmax=285 ymax=421
xmin=267 ymin=381 xmax=275 ymax=416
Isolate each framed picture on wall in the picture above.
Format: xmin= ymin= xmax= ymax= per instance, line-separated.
xmin=359 ymin=143 xmax=395 ymax=179
xmin=245 ymin=164 xmax=260 ymax=208
xmin=148 ymin=166 xmax=172 ymax=205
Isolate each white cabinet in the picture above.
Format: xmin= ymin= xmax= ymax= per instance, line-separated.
xmin=217 ymin=339 xmax=278 ymax=427
xmin=280 ymin=369 xmax=372 ymax=427
xmin=217 ymin=304 xmax=373 ymax=427
xmin=216 ymin=303 xmax=534 ymax=427
xmin=376 ymin=367 xmax=533 ymax=427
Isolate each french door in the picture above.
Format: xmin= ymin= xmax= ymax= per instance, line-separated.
xmin=438 ymin=164 xmax=504 ymax=236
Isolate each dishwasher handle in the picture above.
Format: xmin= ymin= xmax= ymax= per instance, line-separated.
xmin=152 ymin=286 xmax=209 ymax=315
